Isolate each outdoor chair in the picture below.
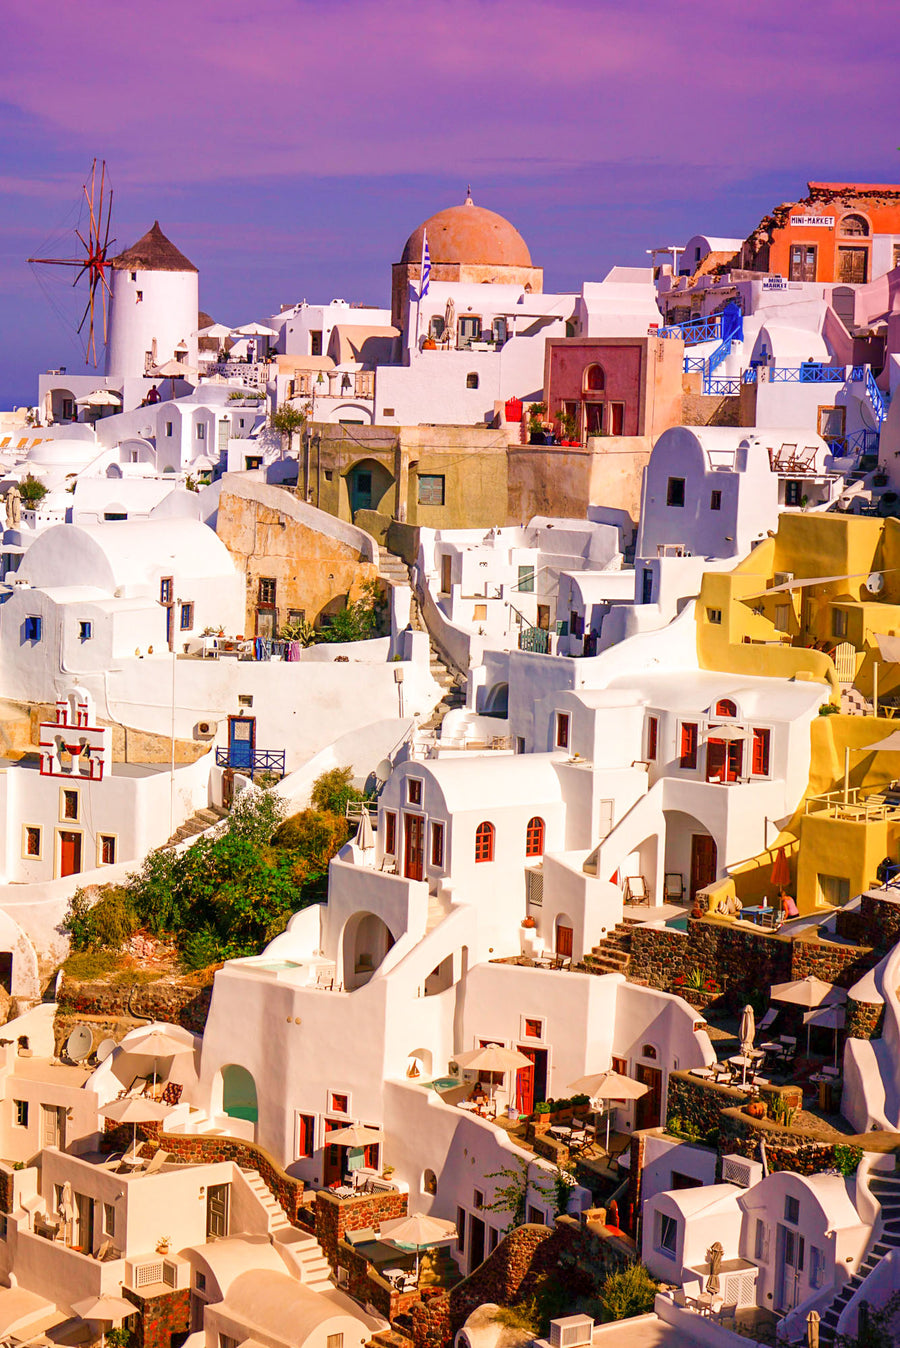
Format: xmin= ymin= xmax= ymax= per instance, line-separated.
xmin=757 ymin=1008 xmax=779 ymax=1034
xmin=623 ymin=875 xmax=648 ymax=905
xmin=673 ymin=1290 xmax=688 ymax=1308
xmin=663 ymin=873 xmax=684 ymax=902
xmin=142 ymin=1148 xmax=169 ymax=1175
xmin=162 ymin=1081 xmax=183 ymax=1106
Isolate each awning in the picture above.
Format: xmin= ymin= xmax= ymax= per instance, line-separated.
xmin=875 ymin=633 xmax=900 ymax=664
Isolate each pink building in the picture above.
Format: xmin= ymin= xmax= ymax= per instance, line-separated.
xmin=542 ymin=335 xmax=684 ymax=442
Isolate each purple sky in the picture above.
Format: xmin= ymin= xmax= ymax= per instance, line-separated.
xmin=2 ymin=0 xmax=898 ymax=406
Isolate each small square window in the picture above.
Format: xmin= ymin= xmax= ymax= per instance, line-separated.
xmin=832 ymin=608 xmax=848 ymax=639
xmin=79 ymin=621 xmax=92 ymax=642
xmin=658 ymin=1213 xmax=678 ymax=1254
xmin=707 ymin=608 xmax=723 ymax=624
xmin=418 ymin=474 xmax=445 ymax=506
xmin=63 ymin=790 xmax=78 ymax=821
xmin=667 ymin=477 xmax=685 ymax=507
xmin=710 ymin=490 xmax=722 ymax=511
xmin=518 ymin=565 xmax=535 ymax=594
xmin=466 ymin=373 xmax=479 ymax=389
xmin=195 ymin=1271 xmax=207 ymax=1291
xmin=784 ymin=1195 xmax=800 ymax=1224
xmin=330 ymin=1092 xmax=349 ymax=1114
xmin=100 ymin=835 xmax=116 ymax=865
xmin=24 ymin=616 xmax=42 ymax=642
xmin=25 ymin=826 xmax=41 ymax=857
xmin=473 ymin=603 xmax=487 ymax=620
xmin=180 ymin=603 xmax=194 ymax=631
xmin=474 ymin=1188 xmax=484 ymax=1210
xmin=14 ymin=1100 xmax=28 ymax=1128
xmin=136 ymin=290 xmax=143 ymax=303
xmin=130 ymin=271 xmax=137 ymax=282
xmin=524 ymin=1018 xmax=542 ymax=1039
xmin=327 ymin=1335 xmax=343 ymax=1348
xmin=287 ymin=609 xmax=305 ymax=626
xmin=383 ymin=408 xmax=395 ymax=418
xmin=258 ymin=578 xmax=277 ymax=607
xmin=408 ymin=778 xmax=423 ymax=805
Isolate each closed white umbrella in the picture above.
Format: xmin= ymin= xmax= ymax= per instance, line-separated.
xmin=380 ymin=1212 xmax=457 ymax=1279
xmin=568 ymin=1070 xmax=648 ymax=1150
xmin=738 ymin=1004 xmax=756 ymax=1084
xmin=357 ymin=811 xmax=375 ymax=851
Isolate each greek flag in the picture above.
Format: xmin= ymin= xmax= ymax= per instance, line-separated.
xmin=419 ymin=230 xmax=431 ymax=300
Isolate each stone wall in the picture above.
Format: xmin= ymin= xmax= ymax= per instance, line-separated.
xmin=315 ymin=1188 xmax=408 ymax=1269
xmin=0 ymin=1166 xmax=13 ymax=1215
xmin=790 ymin=929 xmax=875 ymax=988
xmin=123 ymin=1286 xmax=190 ymax=1348
xmin=680 ymin=393 xmax=742 ymax=427
xmin=858 ymin=890 xmax=900 ymax=952
xmin=159 ymin=1131 xmax=306 ymax=1223
xmin=411 ymin=1218 xmax=632 ymax=1348
xmin=846 ymin=996 xmax=884 ymax=1040
xmin=56 ymin=974 xmax=214 ymax=1040
xmin=629 ymin=918 xmax=792 ymax=1006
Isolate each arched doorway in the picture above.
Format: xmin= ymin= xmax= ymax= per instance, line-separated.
xmin=555 ymin=913 xmax=574 ymax=958
xmin=221 ymin=1065 xmax=258 ymax=1124
xmin=342 ymin=910 xmax=395 ymax=989
xmin=346 ymin=458 xmax=393 ymax=518
xmin=484 ymin=682 xmax=508 ymax=717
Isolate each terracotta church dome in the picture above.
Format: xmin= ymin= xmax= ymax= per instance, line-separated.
xmin=401 ymin=192 xmax=532 ymax=268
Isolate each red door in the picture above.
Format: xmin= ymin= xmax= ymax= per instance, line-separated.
xmin=60 ymin=831 xmax=82 ymax=878
xmin=690 ymin=834 xmax=717 ymax=899
xmin=707 ymin=739 xmax=743 ymax=783
xmin=635 ymin=1065 xmax=662 ymax=1129
xmin=404 ymin=813 xmax=424 ymax=881
xmin=323 ymin=1119 xmax=343 ymax=1187
xmin=556 ymin=922 xmax=573 ymax=957
xmin=516 ymin=1050 xmax=536 ymax=1115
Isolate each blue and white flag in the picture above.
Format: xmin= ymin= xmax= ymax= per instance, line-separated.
xmin=419 ymin=230 xmax=431 ymax=300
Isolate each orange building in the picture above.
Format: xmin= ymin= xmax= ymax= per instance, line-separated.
xmin=739 ymin=183 xmax=900 ymax=285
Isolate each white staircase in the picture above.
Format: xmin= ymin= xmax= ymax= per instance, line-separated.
xmin=276 ymin=1229 xmax=336 ymax=1292
xmin=818 ymin=1171 xmax=900 ymax=1344
xmin=239 ymin=1165 xmax=292 ymax=1234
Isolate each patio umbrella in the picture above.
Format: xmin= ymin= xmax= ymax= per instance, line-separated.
xmin=803 ymin=1004 xmax=846 ymax=1067
xmin=770 ymin=846 xmax=791 ymax=888
xmin=380 ymin=1213 xmax=457 ymax=1280
xmin=100 ymin=1096 xmax=169 ymax=1152
xmin=806 ymin=1309 xmax=820 ymax=1348
xmin=59 ymin=1180 xmax=74 ymax=1243
xmin=568 ymin=1070 xmax=648 ymax=1151
xmin=196 ymin=322 xmax=233 ymax=340
xmin=706 ymin=1240 xmax=724 ymax=1295
xmin=324 ymin=1123 xmax=383 ymax=1148
xmin=454 ymin=1045 xmax=533 ymax=1109
xmin=771 ymin=977 xmax=847 ymax=1055
xmin=119 ymin=1029 xmax=195 ymax=1089
xmin=357 ymin=810 xmax=375 ymax=852
xmin=234 ymin=322 xmax=277 ymax=337
xmin=75 ymin=389 xmax=122 ymax=407
xmin=444 ymin=298 xmax=456 ymax=347
xmin=73 ymin=1294 xmax=137 ymax=1347
xmin=151 ymin=359 xmax=198 ymax=399
xmin=738 ymin=1004 xmax=756 ymax=1085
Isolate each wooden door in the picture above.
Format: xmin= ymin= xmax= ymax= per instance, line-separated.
xmin=690 ymin=834 xmax=717 ymax=899
xmin=41 ymin=1104 xmax=63 ymax=1149
xmin=75 ymin=1192 xmax=94 ymax=1253
xmin=404 ymin=813 xmax=424 ymax=881
xmin=635 ymin=1064 xmax=662 ymax=1130
xmin=516 ymin=1051 xmax=535 ymax=1115
xmin=469 ymin=1216 xmax=485 ymax=1271
xmin=206 ymin=1183 xmax=230 ymax=1238
xmin=555 ymin=922 xmax=573 ymax=957
xmin=441 ymin=555 xmax=452 ymax=594
xmin=60 ymin=831 xmax=82 ymax=878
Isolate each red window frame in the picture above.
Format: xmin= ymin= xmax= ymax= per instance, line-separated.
xmin=408 ymin=778 xmax=423 ymax=805
xmin=647 ymin=716 xmax=658 ymax=761
xmin=296 ymin=1113 xmax=315 ymax=1157
xmin=555 ymin=713 xmax=569 ymax=749
xmin=525 ymin=816 xmax=544 ymax=858
xmin=752 ymin=728 xmax=771 ymax=776
xmin=680 ymin=723 xmax=698 ymax=769
xmin=715 ymin=699 xmax=737 ymax=717
xmin=524 ymin=1018 xmax=543 ymax=1039
xmin=330 ymin=1092 xmax=349 ymax=1115
xmin=383 ymin=810 xmax=397 ymax=855
xmin=431 ymin=821 xmax=445 ymax=868
xmin=475 ymin=821 xmax=495 ymax=863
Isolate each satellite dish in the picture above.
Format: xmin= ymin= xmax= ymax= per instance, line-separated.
xmin=374 ymin=759 xmax=393 ymax=786
xmin=866 ymin=572 xmax=885 ymax=595
xmin=65 ymin=1025 xmax=94 ymax=1063
xmin=95 ymin=1037 xmax=116 ymax=1065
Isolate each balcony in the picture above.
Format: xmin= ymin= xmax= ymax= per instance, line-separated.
xmin=215 ymin=747 xmax=286 ymax=779
xmin=201 ymin=361 xmax=270 ymax=390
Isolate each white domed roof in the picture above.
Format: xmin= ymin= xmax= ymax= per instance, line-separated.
xmin=27 ymin=439 xmax=96 ymax=468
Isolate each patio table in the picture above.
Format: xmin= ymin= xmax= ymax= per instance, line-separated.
xmin=690 ymin=1066 xmax=714 ymax=1078
xmin=549 ymin=1125 xmax=573 ymax=1140
xmin=741 ymin=905 xmax=774 ymax=925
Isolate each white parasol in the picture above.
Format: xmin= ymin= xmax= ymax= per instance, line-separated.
xmin=771 ymin=977 xmax=847 ymax=1055
xmin=568 ymin=1070 xmax=648 ymax=1151
xmin=324 ymin=1123 xmax=383 ymax=1148
xmin=380 ymin=1212 xmax=457 ymax=1279
xmin=357 ymin=811 xmax=375 ymax=852
xmin=118 ymin=1028 xmax=195 ymax=1089
xmin=75 ymin=389 xmax=122 ymax=407
xmin=100 ymin=1096 xmax=169 ymax=1152
xmin=234 ymin=322 xmax=277 ymax=337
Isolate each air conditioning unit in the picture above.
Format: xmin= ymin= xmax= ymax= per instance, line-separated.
xmin=773 ymin=572 xmax=794 ymax=587
xmin=722 ymin=1156 xmax=763 ymax=1189
xmin=549 ymin=1317 xmax=594 ymax=1348
xmin=125 ymin=1255 xmax=186 ymax=1290
xmin=195 ymin=720 xmax=216 ymax=740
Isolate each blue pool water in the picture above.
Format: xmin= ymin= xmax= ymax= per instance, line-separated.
xmin=249 ymin=959 xmax=302 ymax=972
xmin=427 ymin=1076 xmax=460 ymax=1091
xmin=665 ymin=915 xmax=689 ymax=932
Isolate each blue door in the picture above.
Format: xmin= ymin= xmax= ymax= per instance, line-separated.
xmin=228 ymin=716 xmax=255 ymax=772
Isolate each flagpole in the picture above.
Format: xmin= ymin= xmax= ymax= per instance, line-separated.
xmin=415 ymin=228 xmax=428 ymax=353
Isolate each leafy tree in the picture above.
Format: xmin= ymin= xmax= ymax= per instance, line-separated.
xmin=598 ymin=1264 xmax=659 ymax=1322
xmin=64 ymin=887 xmax=138 ymax=951
xmin=321 ymin=580 xmax=384 ymax=644
xmin=227 ymin=784 xmax=287 ymax=845
xmin=269 ymin=402 xmax=307 ymax=460
xmin=484 ymin=1156 xmax=552 ymax=1234
xmin=309 ymin=767 xmax=367 ymax=818
xmin=17 ymin=474 xmax=48 ymax=507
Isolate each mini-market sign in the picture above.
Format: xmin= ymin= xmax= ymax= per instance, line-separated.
xmin=790 ymin=215 xmax=835 ymax=227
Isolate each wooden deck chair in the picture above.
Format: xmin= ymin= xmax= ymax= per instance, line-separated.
xmin=623 ymin=875 xmax=648 ymax=905
xmin=663 ymin=873 xmax=684 ymax=901
xmin=141 ymin=1149 xmax=169 ymax=1175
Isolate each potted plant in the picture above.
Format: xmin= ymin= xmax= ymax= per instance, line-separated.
xmin=528 ymin=402 xmax=547 ymax=444
xmin=571 ymin=1093 xmax=590 ymax=1117
xmin=746 ymin=1100 xmax=766 ymax=1119
xmin=532 ymin=1100 xmax=553 ymax=1134
xmin=557 ymin=410 xmax=579 ymax=445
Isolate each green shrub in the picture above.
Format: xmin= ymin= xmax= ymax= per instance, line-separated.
xmin=63 ymin=887 xmax=138 ymax=952
xmin=309 ymin=767 xmax=366 ymax=818
xmin=832 ymin=1144 xmax=863 ymax=1176
xmin=63 ymin=949 xmax=122 ymax=980
xmin=535 ymin=1100 xmax=553 ymax=1115
xmin=18 ymin=474 xmax=48 ymax=507
xmin=320 ymin=580 xmax=384 ymax=644
xmin=492 ymin=1300 xmax=541 ymax=1333
xmin=598 ymin=1263 xmax=659 ymax=1322
xmin=227 ymin=785 xmax=287 ymax=845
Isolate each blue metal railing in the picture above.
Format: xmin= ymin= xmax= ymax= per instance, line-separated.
xmin=828 ymin=428 xmax=880 ymax=458
xmin=683 ymin=355 xmax=706 ymax=374
xmin=865 ymin=368 xmax=889 ymax=425
xmin=705 ymin=376 xmax=742 ymax=396
xmin=216 ymin=747 xmax=286 ymax=779
xmin=769 ymin=364 xmax=847 ymax=383
xmin=742 ymin=367 xmax=758 ymax=384
xmin=659 ymin=314 xmax=723 ymax=344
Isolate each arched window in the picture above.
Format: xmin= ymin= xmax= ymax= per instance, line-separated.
xmin=840 ymin=213 xmax=869 ymax=237
xmin=475 ymin=821 xmax=495 ymax=862
xmin=423 ymin=1169 xmax=437 ymax=1195
xmin=583 ymin=363 xmax=605 ymax=393
xmin=525 ymin=816 xmax=545 ymax=858
xmin=466 ymin=372 xmax=479 ymax=389
xmin=641 ymin=1043 xmax=657 ymax=1060
xmin=715 ymin=698 xmax=737 ymax=717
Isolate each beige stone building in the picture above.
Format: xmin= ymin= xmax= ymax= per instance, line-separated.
xmin=215 ymin=475 xmax=379 ymax=636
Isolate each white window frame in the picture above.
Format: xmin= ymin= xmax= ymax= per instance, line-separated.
xmin=657 ymin=1212 xmax=678 ymax=1256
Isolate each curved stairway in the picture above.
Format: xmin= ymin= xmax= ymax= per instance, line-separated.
xmin=817 ymin=1171 xmax=900 ymax=1344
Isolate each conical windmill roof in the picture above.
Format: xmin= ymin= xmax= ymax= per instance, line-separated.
xmin=113 ymin=221 xmax=197 ymax=273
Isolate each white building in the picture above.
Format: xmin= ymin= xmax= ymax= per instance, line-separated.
xmin=105 ymin=222 xmax=199 ymax=385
